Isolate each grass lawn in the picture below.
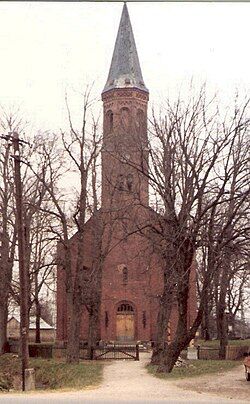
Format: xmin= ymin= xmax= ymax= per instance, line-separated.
xmin=0 ymin=354 xmax=103 ymax=391
xmin=147 ymin=359 xmax=240 ymax=380
xmin=195 ymin=339 xmax=250 ymax=347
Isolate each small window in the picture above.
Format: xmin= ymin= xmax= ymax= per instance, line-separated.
xmin=106 ymin=110 xmax=113 ymax=133
xmin=122 ymin=266 xmax=128 ymax=284
xmin=142 ymin=311 xmax=146 ymax=328
xmin=117 ymin=174 xmax=125 ymax=191
xmin=126 ymin=174 xmax=133 ymax=191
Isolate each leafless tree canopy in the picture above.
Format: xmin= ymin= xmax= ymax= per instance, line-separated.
xmin=131 ymin=87 xmax=250 ymax=371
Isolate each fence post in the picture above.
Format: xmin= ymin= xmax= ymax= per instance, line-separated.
xmin=135 ymin=344 xmax=139 ymax=361
xmin=90 ymin=346 xmax=94 ymax=360
xmin=197 ymin=345 xmax=200 ymax=360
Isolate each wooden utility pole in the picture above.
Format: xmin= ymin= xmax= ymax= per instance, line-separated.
xmin=12 ymin=132 xmax=29 ymax=391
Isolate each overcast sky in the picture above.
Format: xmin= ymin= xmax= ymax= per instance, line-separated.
xmin=0 ymin=1 xmax=249 ymax=131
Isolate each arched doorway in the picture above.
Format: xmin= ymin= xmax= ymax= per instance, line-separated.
xmin=116 ymin=302 xmax=135 ymax=341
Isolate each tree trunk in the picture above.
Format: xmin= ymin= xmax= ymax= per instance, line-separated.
xmin=35 ymin=300 xmax=41 ymax=344
xmin=87 ymin=304 xmax=99 ymax=359
xmin=66 ymin=293 xmax=81 ymax=363
xmin=218 ymin=300 xmax=228 ymax=359
xmin=231 ymin=314 xmax=236 ymax=338
xmin=151 ymin=289 xmax=172 ymax=365
xmin=157 ymin=299 xmax=189 ymax=373
xmin=216 ymin=302 xmax=222 ymax=341
xmin=157 ymin=339 xmax=185 ymax=373
xmin=0 ymin=302 xmax=8 ymax=354
xmin=156 ymin=250 xmax=196 ymax=373
xmin=34 ymin=270 xmax=41 ymax=344
xmin=85 ymin=214 xmax=104 ymax=360
xmin=201 ymin=292 xmax=211 ymax=341
xmin=217 ymin=266 xmax=229 ymax=359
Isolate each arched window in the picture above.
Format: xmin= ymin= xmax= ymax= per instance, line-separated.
xmin=120 ymin=107 xmax=130 ymax=131
xmin=106 ymin=110 xmax=113 ymax=133
xmin=122 ymin=266 xmax=128 ymax=284
xmin=117 ymin=174 xmax=125 ymax=191
xmin=136 ymin=109 xmax=145 ymax=134
xmin=117 ymin=303 xmax=134 ymax=313
xmin=126 ymin=174 xmax=133 ymax=192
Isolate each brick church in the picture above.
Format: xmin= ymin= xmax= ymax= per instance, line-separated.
xmin=56 ymin=3 xmax=196 ymax=343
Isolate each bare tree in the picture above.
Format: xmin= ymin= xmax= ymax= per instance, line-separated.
xmin=0 ymin=137 xmax=16 ymax=353
xmin=28 ymin=209 xmax=56 ymax=343
xmin=26 ymin=87 xmax=104 ymax=362
xmin=133 ymin=87 xmax=250 ymax=372
xmin=8 ymin=131 xmax=59 ymax=345
xmin=196 ymin=118 xmax=250 ymax=357
xmin=227 ymin=258 xmax=249 ymax=337
xmin=0 ymin=109 xmax=23 ymax=353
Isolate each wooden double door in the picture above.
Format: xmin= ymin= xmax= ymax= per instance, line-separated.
xmin=116 ymin=303 xmax=135 ymax=341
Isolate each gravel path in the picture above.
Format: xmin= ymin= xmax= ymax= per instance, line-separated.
xmin=77 ymin=352 xmax=248 ymax=403
xmin=178 ymin=360 xmax=249 ymax=402
xmin=1 ymin=352 xmax=249 ymax=403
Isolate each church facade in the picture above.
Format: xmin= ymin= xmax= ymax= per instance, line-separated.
xmin=56 ymin=4 xmax=196 ymax=343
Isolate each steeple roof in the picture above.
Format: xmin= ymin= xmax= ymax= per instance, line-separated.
xmin=102 ymin=3 xmax=148 ymax=94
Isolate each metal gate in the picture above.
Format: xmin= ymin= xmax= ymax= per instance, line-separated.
xmin=94 ymin=343 xmax=139 ymax=360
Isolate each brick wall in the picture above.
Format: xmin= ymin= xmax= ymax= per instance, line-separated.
xmin=56 ymin=87 xmax=197 ymax=344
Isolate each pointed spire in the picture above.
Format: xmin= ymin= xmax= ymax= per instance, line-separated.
xmin=103 ymin=3 xmax=148 ymax=94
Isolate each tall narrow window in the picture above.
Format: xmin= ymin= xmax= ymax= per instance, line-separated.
xmin=120 ymin=107 xmax=130 ymax=131
xmin=105 ymin=311 xmax=109 ymax=328
xmin=136 ymin=109 xmax=145 ymax=134
xmin=117 ymin=174 xmax=125 ymax=191
xmin=126 ymin=174 xmax=133 ymax=191
xmin=106 ymin=110 xmax=113 ymax=133
xmin=142 ymin=311 xmax=146 ymax=328
xmin=122 ymin=266 xmax=128 ymax=285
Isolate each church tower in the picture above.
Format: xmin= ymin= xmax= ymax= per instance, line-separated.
xmin=56 ymin=3 xmax=197 ymax=345
xmin=101 ymin=3 xmax=149 ymax=209
xmin=99 ymin=3 xmax=154 ymax=342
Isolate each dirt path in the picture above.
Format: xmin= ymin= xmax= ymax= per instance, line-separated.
xmin=78 ymin=352 xmax=248 ymax=403
xmin=177 ymin=361 xmax=249 ymax=402
xmin=1 ymin=353 xmax=249 ymax=403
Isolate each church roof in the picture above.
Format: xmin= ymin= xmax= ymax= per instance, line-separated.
xmin=102 ymin=3 xmax=148 ymax=94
